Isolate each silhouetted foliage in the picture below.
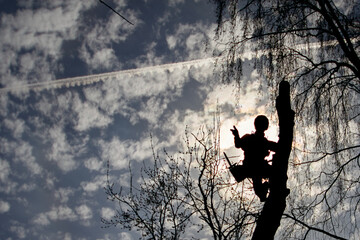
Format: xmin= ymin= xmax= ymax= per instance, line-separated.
xmin=211 ymin=0 xmax=359 ymax=239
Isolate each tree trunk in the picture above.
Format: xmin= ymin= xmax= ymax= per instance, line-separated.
xmin=252 ymin=81 xmax=295 ymax=240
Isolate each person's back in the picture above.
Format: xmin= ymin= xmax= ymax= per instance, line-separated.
xmin=232 ymin=115 xmax=277 ymax=167
xmin=239 ymin=132 xmax=272 ymax=166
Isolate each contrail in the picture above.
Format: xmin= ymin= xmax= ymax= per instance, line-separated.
xmin=0 ymin=57 xmax=217 ymax=93
xmin=0 ymin=38 xmax=352 ymax=94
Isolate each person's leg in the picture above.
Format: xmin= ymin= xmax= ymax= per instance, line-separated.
xmin=253 ymin=177 xmax=268 ymax=202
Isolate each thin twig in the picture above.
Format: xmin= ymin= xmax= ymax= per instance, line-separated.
xmin=99 ymin=0 xmax=134 ymax=25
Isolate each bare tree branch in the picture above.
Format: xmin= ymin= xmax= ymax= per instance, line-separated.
xmin=283 ymin=213 xmax=347 ymax=240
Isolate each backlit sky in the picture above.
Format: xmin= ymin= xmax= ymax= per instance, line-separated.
xmin=0 ymin=1 xmax=280 ymax=239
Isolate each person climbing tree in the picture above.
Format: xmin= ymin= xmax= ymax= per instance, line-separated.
xmin=230 ymin=115 xmax=278 ymax=202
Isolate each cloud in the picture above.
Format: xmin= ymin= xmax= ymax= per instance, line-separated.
xmin=10 ymin=225 xmax=27 ymax=239
xmin=80 ymin=47 xmax=120 ymax=71
xmin=47 ymin=125 xmax=89 ymax=172
xmin=0 ymin=94 xmax=8 ymax=117
xmin=0 ymin=200 xmax=10 ymax=213
xmin=48 ymin=205 xmax=77 ymax=221
xmin=165 ymin=22 xmax=216 ymax=60
xmin=32 ymin=90 xmax=108 ymax=141
xmin=119 ymin=232 xmax=133 ymax=240
xmin=18 ymin=183 xmax=37 ymax=192
xmin=15 ymin=142 xmax=42 ymax=175
xmin=96 ymin=234 xmax=114 ymax=240
xmin=54 ymin=188 xmax=75 ymax=204
xmin=101 ymin=207 xmax=116 ymax=221
xmin=84 ymin=157 xmax=103 ymax=172
xmin=78 ymin=6 xmax=141 ymax=72
xmin=4 ymin=118 xmax=25 ymax=139
xmin=169 ymin=0 xmax=185 ymax=7
xmin=33 ymin=204 xmax=79 ymax=226
xmin=99 ymin=137 xmax=154 ymax=170
xmin=0 ymin=0 xmax=142 ymax=94
xmin=33 ymin=212 xmax=51 ymax=226
xmin=74 ymin=101 xmax=112 ymax=131
xmin=0 ymin=159 xmax=10 ymax=182
xmin=64 ymin=232 xmax=72 ymax=240
xmin=1 ymin=139 xmax=42 ymax=176
xmin=75 ymin=204 xmax=93 ymax=221
xmin=0 ymin=7 xmax=75 ymax=51
xmin=88 ymin=62 xmax=205 ymax=128
xmin=137 ymin=96 xmax=170 ymax=125
xmin=166 ymin=35 xmax=177 ymax=49
xmin=44 ymin=172 xmax=58 ymax=190
xmin=0 ymin=1 xmax=96 ymax=88
xmin=81 ymin=175 xmax=108 ymax=193
xmin=48 ymin=126 xmax=78 ymax=172
xmin=71 ymin=63 xmax=191 ymax=126
xmin=134 ymin=42 xmax=168 ymax=68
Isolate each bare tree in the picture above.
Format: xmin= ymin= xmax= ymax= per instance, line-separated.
xmin=181 ymin=125 xmax=260 ymax=240
xmin=102 ymin=143 xmax=192 ymax=239
xmin=210 ymin=0 xmax=359 ymax=239
xmin=104 ymin=120 xmax=270 ymax=239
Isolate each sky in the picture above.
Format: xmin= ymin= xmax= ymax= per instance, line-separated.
xmin=0 ymin=1 xmax=283 ymax=239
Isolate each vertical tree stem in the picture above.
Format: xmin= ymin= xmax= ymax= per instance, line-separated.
xmin=252 ymin=81 xmax=295 ymax=240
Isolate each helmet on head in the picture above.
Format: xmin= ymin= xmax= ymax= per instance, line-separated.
xmin=254 ymin=115 xmax=269 ymax=132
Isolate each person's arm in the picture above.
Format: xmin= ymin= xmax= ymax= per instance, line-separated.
xmin=231 ymin=126 xmax=242 ymax=148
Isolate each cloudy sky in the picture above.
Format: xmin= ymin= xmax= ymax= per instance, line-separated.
xmin=0 ymin=1 xmax=282 ymax=239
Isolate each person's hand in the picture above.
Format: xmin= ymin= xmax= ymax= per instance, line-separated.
xmin=230 ymin=126 xmax=239 ymax=138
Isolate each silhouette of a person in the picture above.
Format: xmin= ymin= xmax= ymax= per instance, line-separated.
xmin=231 ymin=115 xmax=277 ymax=202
